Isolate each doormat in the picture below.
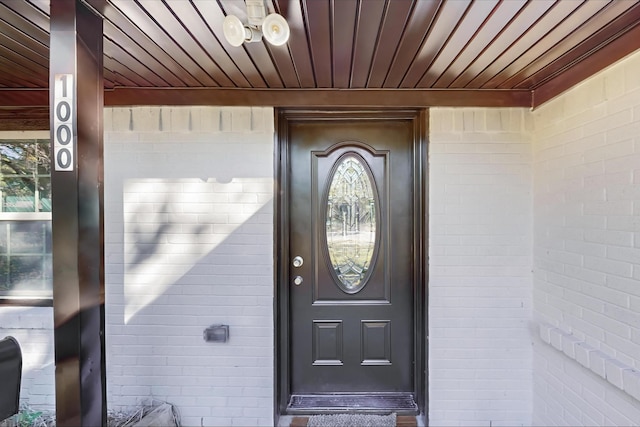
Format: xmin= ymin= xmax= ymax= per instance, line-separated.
xmin=307 ymin=413 xmax=396 ymax=427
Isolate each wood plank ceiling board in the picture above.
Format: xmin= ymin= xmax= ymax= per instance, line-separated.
xmin=262 ymin=33 xmax=300 ymax=88
xmin=0 ymin=4 xmax=48 ymax=88
xmin=383 ymin=0 xmax=440 ymax=88
xmin=401 ymin=0 xmax=472 ymax=88
xmin=0 ymin=58 xmax=43 ymax=88
xmin=451 ymin=0 xmax=557 ymax=88
xmin=366 ymin=0 xmax=415 ymax=88
xmin=0 ymin=41 xmax=47 ymax=82
xmin=103 ymin=68 xmax=116 ymax=90
xmin=331 ymin=0 xmax=358 ymax=89
xmin=137 ymin=0 xmax=234 ymax=87
xmin=2 ymin=0 xmax=49 ymax=35
xmin=262 ymin=0 xmax=301 ymax=87
xmin=0 ymin=0 xmax=639 ymax=108
xmin=470 ymin=0 xmax=587 ymax=89
xmin=532 ymin=21 xmax=640 ymax=107
xmin=89 ymin=0 xmax=201 ymax=87
xmin=110 ymin=0 xmax=219 ymax=86
xmin=274 ymin=0 xmax=315 ymax=88
xmin=432 ymin=0 xmax=526 ymax=88
xmin=0 ymin=0 xmax=48 ymax=87
xmin=237 ymin=36 xmax=285 ymax=88
xmin=102 ymin=37 xmax=169 ymax=87
xmin=0 ymin=53 xmax=45 ymax=88
xmin=417 ymin=0 xmax=499 ymax=88
xmin=0 ymin=18 xmax=48 ymax=62
xmin=515 ymin=0 xmax=640 ymax=89
xmin=104 ymin=56 xmax=139 ymax=87
xmin=102 ymin=20 xmax=186 ymax=87
xmin=304 ymin=0 xmax=333 ymax=87
xmin=0 ymin=2 xmax=48 ymax=47
xmin=103 ymin=53 xmax=152 ymax=87
xmin=25 ymin=0 xmax=47 ymax=15
xmin=350 ymin=0 xmax=387 ymax=88
xmin=492 ymin=0 xmax=613 ymax=89
xmin=166 ymin=0 xmax=250 ymax=87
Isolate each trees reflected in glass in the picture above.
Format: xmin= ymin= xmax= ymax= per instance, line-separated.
xmin=325 ymin=155 xmax=378 ymax=293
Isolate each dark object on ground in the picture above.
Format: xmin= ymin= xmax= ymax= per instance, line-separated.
xmin=0 ymin=336 xmax=22 ymax=422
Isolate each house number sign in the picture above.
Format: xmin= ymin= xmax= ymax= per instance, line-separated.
xmin=53 ymin=74 xmax=75 ymax=171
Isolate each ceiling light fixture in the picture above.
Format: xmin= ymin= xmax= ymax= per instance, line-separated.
xmin=223 ymin=0 xmax=290 ymax=47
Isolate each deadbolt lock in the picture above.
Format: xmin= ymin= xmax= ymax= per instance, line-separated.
xmin=292 ymin=256 xmax=304 ymax=268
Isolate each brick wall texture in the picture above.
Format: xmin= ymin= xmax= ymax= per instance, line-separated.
xmin=532 ymin=52 xmax=640 ymax=425
xmin=428 ymin=108 xmax=534 ymax=426
xmin=103 ymin=107 xmax=275 ymax=427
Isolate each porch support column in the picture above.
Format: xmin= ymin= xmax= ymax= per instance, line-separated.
xmin=49 ymin=1 xmax=106 ymax=426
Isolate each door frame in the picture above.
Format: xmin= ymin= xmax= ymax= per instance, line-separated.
xmin=274 ymin=108 xmax=428 ymax=420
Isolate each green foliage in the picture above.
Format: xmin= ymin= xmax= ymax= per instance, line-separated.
xmin=0 ymin=406 xmax=51 ymax=427
xmin=17 ymin=409 xmax=42 ymax=427
xmin=0 ymin=139 xmax=50 ymax=212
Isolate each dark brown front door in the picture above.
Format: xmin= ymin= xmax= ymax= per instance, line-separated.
xmin=277 ymin=110 xmax=426 ymax=414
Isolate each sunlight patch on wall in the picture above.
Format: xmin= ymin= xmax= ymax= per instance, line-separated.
xmin=122 ymin=177 xmax=272 ymax=323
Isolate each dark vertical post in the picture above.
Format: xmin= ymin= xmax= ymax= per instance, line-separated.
xmin=49 ymin=1 xmax=106 ymax=426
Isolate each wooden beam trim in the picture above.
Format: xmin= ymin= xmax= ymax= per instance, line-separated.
xmin=532 ymin=24 xmax=640 ymax=109
xmin=0 ymin=106 xmax=49 ymax=130
xmin=0 ymin=90 xmax=49 ymax=107
xmin=0 ymin=88 xmax=532 ymax=108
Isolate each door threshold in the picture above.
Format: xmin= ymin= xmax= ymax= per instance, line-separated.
xmin=283 ymin=415 xmax=420 ymax=427
xmin=286 ymin=393 xmax=418 ymax=415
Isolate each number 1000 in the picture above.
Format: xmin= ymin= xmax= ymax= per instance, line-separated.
xmin=53 ymin=74 xmax=74 ymax=171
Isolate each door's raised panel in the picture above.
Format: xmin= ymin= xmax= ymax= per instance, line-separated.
xmin=361 ymin=320 xmax=392 ymax=366
xmin=312 ymin=320 xmax=344 ymax=366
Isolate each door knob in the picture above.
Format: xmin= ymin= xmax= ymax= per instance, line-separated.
xmin=292 ymin=256 xmax=304 ymax=268
xmin=293 ymin=276 xmax=304 ymax=286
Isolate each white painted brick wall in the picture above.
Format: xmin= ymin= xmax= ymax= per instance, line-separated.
xmin=104 ymin=106 xmax=274 ymax=427
xmin=0 ymin=307 xmax=55 ymax=410
xmin=533 ymin=50 xmax=640 ymax=425
xmin=429 ymin=108 xmax=533 ymax=426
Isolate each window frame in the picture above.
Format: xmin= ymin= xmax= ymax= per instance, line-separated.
xmin=0 ymin=130 xmax=53 ymax=306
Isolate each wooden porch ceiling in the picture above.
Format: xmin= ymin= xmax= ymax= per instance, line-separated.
xmin=0 ymin=0 xmax=640 ymax=109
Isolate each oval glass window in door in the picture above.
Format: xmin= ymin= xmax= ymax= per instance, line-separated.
xmin=324 ymin=154 xmax=379 ymax=293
